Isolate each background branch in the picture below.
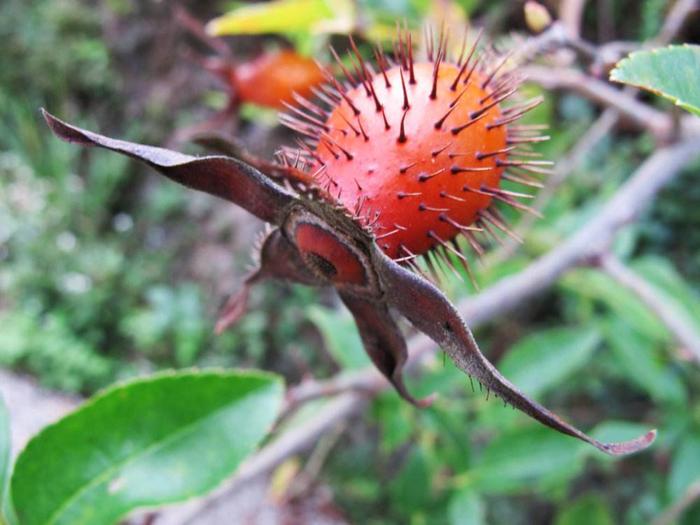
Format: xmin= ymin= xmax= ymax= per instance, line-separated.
xmin=458 ymin=138 xmax=699 ymax=327
xmin=558 ymin=0 xmax=588 ymax=39
xmin=599 ymin=254 xmax=700 ymax=362
xmin=521 ymin=65 xmax=672 ymax=137
xmin=492 ymin=106 xmax=620 ymax=262
xmin=653 ymin=481 xmax=700 ymax=525
xmin=655 ymin=0 xmax=699 ymax=46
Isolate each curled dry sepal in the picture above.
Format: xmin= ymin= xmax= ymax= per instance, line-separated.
xmin=41 ymin=27 xmax=656 ymax=456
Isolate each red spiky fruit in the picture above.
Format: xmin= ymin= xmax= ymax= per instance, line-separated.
xmin=319 ymin=61 xmax=508 ymax=259
xmin=229 ymin=50 xmax=325 ymax=109
xmin=283 ymin=30 xmax=547 ymax=270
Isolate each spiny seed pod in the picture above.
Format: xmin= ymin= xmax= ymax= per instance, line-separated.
xmin=280 ymin=28 xmax=550 ymax=278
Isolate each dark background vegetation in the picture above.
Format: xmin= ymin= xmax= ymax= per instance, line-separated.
xmin=1 ymin=0 xmax=699 ymax=523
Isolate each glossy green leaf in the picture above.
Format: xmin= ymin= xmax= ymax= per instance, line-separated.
xmin=11 ymin=369 xmax=283 ymax=525
xmin=448 ymin=488 xmax=485 ymax=525
xmin=555 ymin=494 xmax=615 ymax=525
xmin=467 ymin=426 xmax=585 ymax=494
xmin=499 ymin=326 xmax=601 ymax=399
xmin=206 ymin=0 xmax=354 ymax=36
xmin=668 ymin=434 xmax=700 ymax=500
xmin=610 ymin=45 xmax=700 ymax=116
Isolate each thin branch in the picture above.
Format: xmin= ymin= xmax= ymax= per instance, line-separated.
xmin=289 ymin=420 xmax=348 ymax=498
xmin=511 ymin=22 xmax=588 ymax=64
xmin=584 ymin=0 xmax=698 ymax=75
xmin=214 ymin=395 xmax=366 ymax=501
xmin=492 ymin=106 xmax=619 ymax=263
xmin=599 ymin=254 xmax=700 ymax=362
xmin=521 ymin=65 xmax=671 ymax=137
xmin=522 ymin=67 xmax=700 ymax=140
xmin=175 ymin=6 xmax=232 ymax=58
xmin=653 ymin=481 xmax=700 ymax=525
xmin=596 ymin=0 xmax=615 ymax=42
xmin=655 ymin=0 xmax=699 ymax=46
xmin=284 ymin=372 xmax=382 ymax=409
xmin=558 ymin=0 xmax=589 ymax=39
xmin=458 ymin=138 xmax=699 ymax=327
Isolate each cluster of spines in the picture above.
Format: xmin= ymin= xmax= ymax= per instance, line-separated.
xmin=278 ymin=25 xmax=552 ymax=284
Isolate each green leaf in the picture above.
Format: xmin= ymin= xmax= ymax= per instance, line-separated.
xmin=373 ymin=395 xmax=414 ymax=453
xmin=633 ymin=256 xmax=700 ymax=330
xmin=0 ymin=394 xmax=12 ymax=525
xmin=467 ymin=425 xmax=585 ymax=494
xmin=668 ymin=434 xmax=700 ymax=500
xmin=604 ymin=318 xmax=686 ymax=406
xmin=555 ymin=494 xmax=614 ymax=525
xmin=610 ymin=45 xmax=700 ymax=116
xmin=499 ymin=326 xmax=601 ymax=399
xmin=389 ymin=447 xmax=433 ymax=513
xmin=448 ymin=488 xmax=485 ymax=525
xmin=561 ymin=269 xmax=667 ymax=342
xmin=206 ymin=0 xmax=354 ymax=36
xmin=11 ymin=369 xmax=283 ymax=525
xmin=308 ymin=306 xmax=369 ymax=369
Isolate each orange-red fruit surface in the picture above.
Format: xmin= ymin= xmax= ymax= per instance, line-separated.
xmin=232 ymin=50 xmax=325 ymax=109
xmin=314 ymin=62 xmax=507 ymax=259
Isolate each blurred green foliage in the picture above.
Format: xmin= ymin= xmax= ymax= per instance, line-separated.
xmin=1 ymin=0 xmax=700 ymax=523
xmin=0 ymin=0 xmax=318 ymax=392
